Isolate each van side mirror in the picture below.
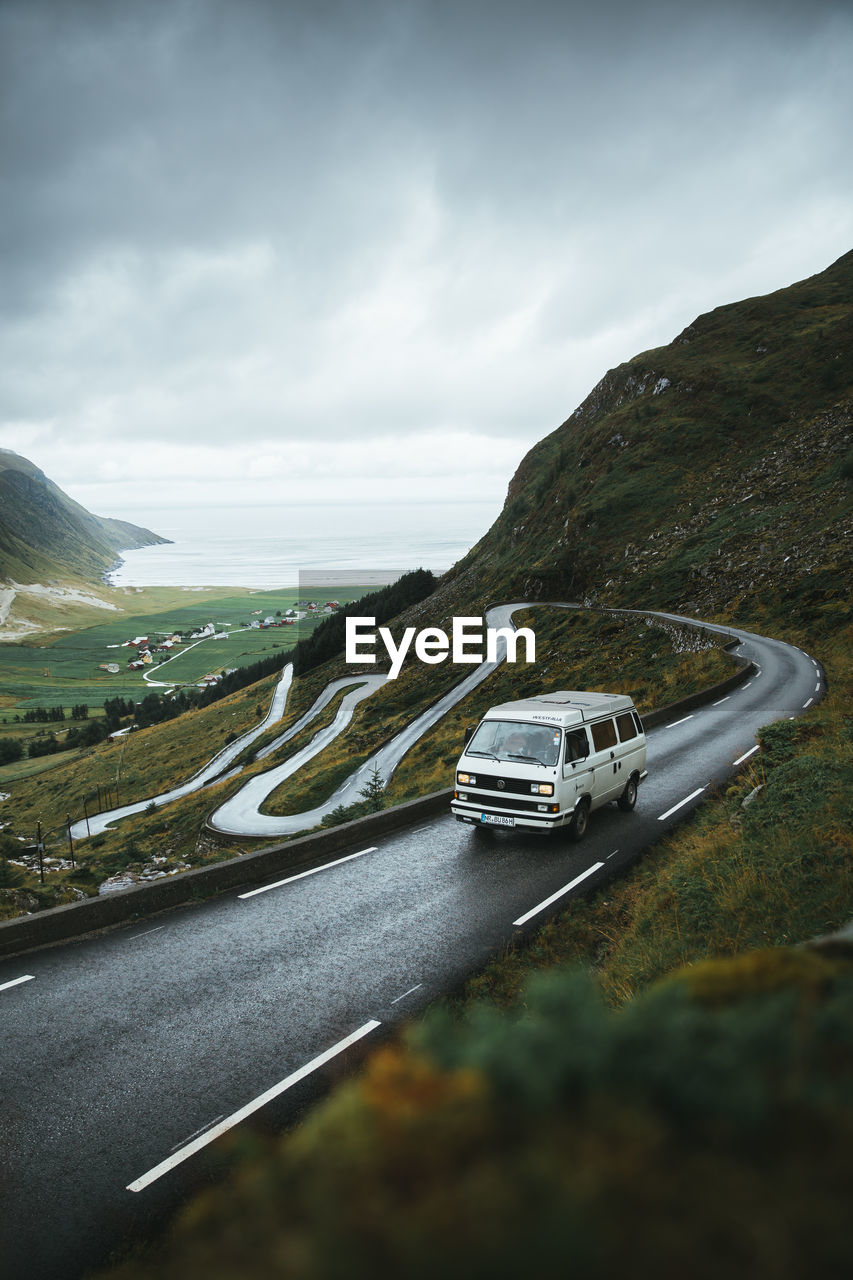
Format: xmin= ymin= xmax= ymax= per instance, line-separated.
xmin=463 ymin=726 xmax=475 ymax=745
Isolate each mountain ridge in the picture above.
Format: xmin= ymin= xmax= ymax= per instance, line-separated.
xmin=0 ymin=449 xmax=169 ymax=585
xmin=436 ymin=247 xmax=852 ymax=628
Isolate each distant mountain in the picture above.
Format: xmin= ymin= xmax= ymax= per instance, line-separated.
xmin=0 ymin=450 xmax=169 ymax=584
xmin=444 ymin=249 xmax=853 ymax=627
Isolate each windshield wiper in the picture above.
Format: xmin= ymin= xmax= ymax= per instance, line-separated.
xmin=506 ymin=752 xmax=547 ymax=766
xmin=468 ymin=749 xmax=500 ymax=761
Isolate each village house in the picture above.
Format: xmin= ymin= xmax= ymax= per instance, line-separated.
xmin=190 ymin=622 xmax=216 ymax=640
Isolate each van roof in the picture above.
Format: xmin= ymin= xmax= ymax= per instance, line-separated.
xmin=482 ymin=690 xmax=637 ymax=728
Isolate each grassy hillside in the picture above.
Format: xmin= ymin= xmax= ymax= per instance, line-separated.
xmin=0 ymin=449 xmax=168 ymax=583
xmin=429 ymin=248 xmax=852 ymax=626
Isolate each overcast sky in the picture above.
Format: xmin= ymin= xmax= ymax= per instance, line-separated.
xmin=1 ymin=0 xmax=851 ymax=525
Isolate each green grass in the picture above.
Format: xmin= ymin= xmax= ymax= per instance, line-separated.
xmin=0 ymin=586 xmax=357 ymax=710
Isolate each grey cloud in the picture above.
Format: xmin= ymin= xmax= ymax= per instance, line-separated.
xmin=1 ymin=0 xmax=851 ymax=470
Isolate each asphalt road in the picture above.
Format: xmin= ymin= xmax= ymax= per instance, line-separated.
xmin=68 ymin=663 xmax=297 ymax=840
xmin=1 ymin=614 xmax=823 ymax=1280
xmin=209 ymin=602 xmax=524 ymax=837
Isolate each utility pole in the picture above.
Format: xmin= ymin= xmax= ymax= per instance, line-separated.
xmin=66 ymin=813 xmax=75 ymax=868
xmin=36 ymin=820 xmax=44 ymax=884
xmin=115 ymin=732 xmax=128 ymax=804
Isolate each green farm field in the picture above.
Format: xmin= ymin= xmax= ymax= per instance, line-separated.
xmin=0 ymin=583 xmax=370 ymax=716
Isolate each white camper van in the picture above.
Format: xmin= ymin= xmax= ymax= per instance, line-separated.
xmin=451 ymin=691 xmax=646 ymax=839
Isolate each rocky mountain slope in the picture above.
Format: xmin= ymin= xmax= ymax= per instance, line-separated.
xmin=0 ymin=449 xmax=168 ymax=584
xmin=441 ymin=249 xmax=852 ymax=629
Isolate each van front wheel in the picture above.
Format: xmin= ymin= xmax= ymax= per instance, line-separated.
xmin=568 ymin=798 xmax=590 ymax=841
xmin=618 ymin=776 xmax=638 ymax=812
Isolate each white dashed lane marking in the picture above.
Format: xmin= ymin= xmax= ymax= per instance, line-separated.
xmin=0 ymin=975 xmax=34 ymax=993
xmin=658 ymin=788 xmax=705 ymax=821
xmin=391 ymin=984 xmax=423 ymax=1005
xmin=513 ymin=863 xmax=604 ymax=927
xmin=127 ymin=1020 xmax=382 ymax=1193
xmin=239 ymin=848 xmax=379 ymax=899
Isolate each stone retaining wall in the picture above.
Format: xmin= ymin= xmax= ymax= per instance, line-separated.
xmin=0 ymin=789 xmax=451 ymax=959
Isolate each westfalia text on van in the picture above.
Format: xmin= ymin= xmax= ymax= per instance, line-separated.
xmin=451 ymin=691 xmax=647 ymax=839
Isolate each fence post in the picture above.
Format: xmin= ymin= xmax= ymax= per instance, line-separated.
xmin=82 ymin=797 xmax=91 ymax=836
xmin=36 ymin=819 xmax=44 ymax=884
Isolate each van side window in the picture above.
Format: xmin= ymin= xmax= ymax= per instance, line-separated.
xmin=633 ymin=711 xmax=644 ymax=735
xmin=616 ymin=712 xmax=637 ymax=742
xmin=590 ymin=718 xmax=618 ymax=750
xmin=565 ymin=729 xmax=589 ymax=762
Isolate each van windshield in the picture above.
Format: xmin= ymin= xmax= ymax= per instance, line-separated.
xmin=467 ymin=719 xmax=563 ymax=767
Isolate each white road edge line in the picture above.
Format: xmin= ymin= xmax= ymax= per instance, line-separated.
xmin=733 ymin=745 xmax=760 ymax=766
xmin=391 ymin=984 xmax=423 ymax=1004
xmin=129 ymin=926 xmax=166 ymax=941
xmin=513 ymin=862 xmax=604 ymax=927
xmin=0 ymin=975 xmax=35 ymax=993
xmin=658 ymin=788 xmax=705 ymax=821
xmin=803 ymin=697 xmax=814 ymax=709
xmin=171 ymin=1115 xmax=225 ymax=1153
xmin=666 ymin=714 xmax=694 ymax=728
xmin=712 ymin=696 xmax=730 ymax=706
xmin=127 ymin=1019 xmax=382 ymax=1193
xmin=239 ymin=847 xmax=379 ymax=899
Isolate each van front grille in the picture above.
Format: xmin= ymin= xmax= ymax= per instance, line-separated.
xmin=458 ymin=771 xmax=545 ymax=797
xmin=457 ymin=790 xmax=558 ymax=815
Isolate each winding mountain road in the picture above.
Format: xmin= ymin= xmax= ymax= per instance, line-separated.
xmin=2 ymin=607 xmax=824 ymax=1280
xmin=70 ymin=603 xmax=524 ymax=841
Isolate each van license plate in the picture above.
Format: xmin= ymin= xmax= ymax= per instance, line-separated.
xmin=482 ymin=814 xmax=514 ymax=827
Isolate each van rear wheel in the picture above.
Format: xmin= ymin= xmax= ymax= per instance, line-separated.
xmin=618 ymin=776 xmax=638 ymax=812
xmin=568 ymin=798 xmax=590 ymax=841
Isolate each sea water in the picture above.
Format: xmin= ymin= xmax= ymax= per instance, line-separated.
xmin=107 ymin=500 xmax=500 ymax=589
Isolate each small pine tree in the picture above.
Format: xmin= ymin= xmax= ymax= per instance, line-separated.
xmin=359 ymin=764 xmax=385 ymax=812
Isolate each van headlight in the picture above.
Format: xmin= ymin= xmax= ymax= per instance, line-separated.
xmin=457 ymin=772 xmax=477 ymax=785
xmin=530 ymin=783 xmax=554 ymax=796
